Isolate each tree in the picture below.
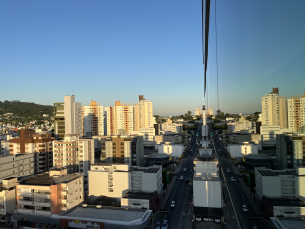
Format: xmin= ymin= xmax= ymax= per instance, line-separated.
xmin=216 ymin=110 xmax=221 ymax=116
xmin=187 ymin=111 xmax=192 ymax=116
xmin=225 ymin=113 xmax=230 ymax=118
xmin=246 ymin=116 xmax=252 ymax=121
xmin=183 ymin=124 xmax=189 ymax=130
xmin=154 ymin=115 xmax=161 ymax=124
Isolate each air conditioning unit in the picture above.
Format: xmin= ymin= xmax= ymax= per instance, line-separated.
xmin=96 ymin=205 xmax=102 ymax=209
xmin=82 ymin=204 xmax=88 ymax=208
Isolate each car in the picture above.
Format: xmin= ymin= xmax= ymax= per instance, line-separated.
xmin=155 ymin=221 xmax=161 ymax=229
xmin=171 ymin=201 xmax=175 ymax=207
xmin=226 ymin=169 xmax=230 ymax=173
xmin=180 ymin=175 xmax=184 ymax=180
xmin=183 ymin=168 xmax=187 ymax=172
xmin=161 ymin=220 xmax=168 ymax=229
xmin=231 ymin=177 xmax=235 ymax=182
xmin=243 ymin=205 xmax=248 ymax=212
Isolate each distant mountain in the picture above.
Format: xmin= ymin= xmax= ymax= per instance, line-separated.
xmin=0 ymin=100 xmax=53 ymax=117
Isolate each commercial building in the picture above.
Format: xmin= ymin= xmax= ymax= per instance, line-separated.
xmin=193 ymin=156 xmax=223 ymax=223
xmin=227 ymin=142 xmax=259 ymax=158
xmin=276 ymin=134 xmax=305 ymax=169
xmin=260 ymin=125 xmax=291 ymax=147
xmin=133 ymin=95 xmax=154 ymax=131
xmin=53 ymin=135 xmax=94 ymax=176
xmin=0 ymin=178 xmax=17 ymax=224
xmin=54 ymin=95 xmax=82 ymax=140
xmin=255 ymin=167 xmax=305 ymax=200
xmin=92 ymin=135 xmax=107 ymax=161
xmin=82 ymin=100 xmax=104 ymax=137
xmin=16 ymin=168 xmax=84 ymax=217
xmin=131 ymin=128 xmax=155 ymax=147
xmin=287 ymin=92 xmax=305 ymax=133
xmin=9 ymin=129 xmax=54 ymax=173
xmin=270 ymin=216 xmax=305 ymax=229
xmin=0 ymin=154 xmax=34 ymax=183
xmin=156 ymin=142 xmax=184 ymax=157
xmin=88 ymin=163 xmax=162 ymax=201
xmin=105 ymin=135 xmax=144 ymax=166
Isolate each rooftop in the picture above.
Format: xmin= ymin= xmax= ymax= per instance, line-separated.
xmin=122 ymin=191 xmax=156 ymax=200
xmin=266 ymin=197 xmax=305 ymax=207
xmin=130 ymin=166 xmax=160 ymax=173
xmin=146 ymin=153 xmax=170 ymax=159
xmin=18 ymin=172 xmax=80 ymax=186
xmin=194 ymin=173 xmax=220 ymax=181
xmin=258 ymin=169 xmax=295 ymax=176
xmin=194 ymin=156 xmax=218 ymax=162
xmin=62 ymin=206 xmax=149 ymax=222
xmin=88 ymin=196 xmax=121 ymax=207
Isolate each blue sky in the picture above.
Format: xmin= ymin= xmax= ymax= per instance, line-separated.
xmin=1 ymin=0 xmax=305 ymax=116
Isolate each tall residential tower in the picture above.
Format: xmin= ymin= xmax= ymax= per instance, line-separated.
xmin=82 ymin=100 xmax=104 ymax=137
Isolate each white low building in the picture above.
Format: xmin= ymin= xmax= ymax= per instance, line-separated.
xmin=255 ymin=167 xmax=305 ymax=200
xmin=227 ymin=142 xmax=259 ymax=158
xmin=156 ymin=142 xmax=184 ymax=157
xmin=88 ymin=163 xmax=162 ymax=201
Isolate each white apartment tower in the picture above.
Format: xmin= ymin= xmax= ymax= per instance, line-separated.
xmin=133 ymin=95 xmax=153 ymax=131
xmin=105 ymin=101 xmax=134 ymax=135
xmin=54 ymin=95 xmax=82 ymax=140
xmin=287 ymin=92 xmax=305 ymax=133
xmin=82 ymin=100 xmax=104 ymax=136
xmin=262 ymin=88 xmax=280 ymax=126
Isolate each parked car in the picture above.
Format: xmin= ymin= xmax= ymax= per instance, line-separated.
xmin=171 ymin=201 xmax=175 ymax=208
xmin=180 ymin=175 xmax=184 ymax=180
xmin=161 ymin=220 xmax=168 ymax=229
xmin=231 ymin=177 xmax=235 ymax=182
xmin=155 ymin=221 xmax=161 ymax=229
xmin=243 ymin=205 xmax=248 ymax=212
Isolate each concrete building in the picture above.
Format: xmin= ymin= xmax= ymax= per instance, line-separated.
xmin=54 ymin=95 xmax=82 ymax=140
xmin=53 ymin=135 xmax=94 ymax=176
xmin=0 ymin=154 xmax=35 ymax=183
xmin=223 ymin=133 xmax=252 ymax=144
xmin=1 ymin=140 xmax=10 ymax=155
xmin=207 ymin=108 xmax=213 ymax=116
xmin=16 ymin=168 xmax=84 ymax=217
xmin=260 ymin=125 xmax=291 ymax=146
xmin=9 ymin=129 xmax=54 ymax=173
xmin=287 ymin=92 xmax=305 ymax=133
xmin=155 ymin=134 xmax=182 ymax=144
xmin=195 ymin=108 xmax=202 ymax=117
xmin=0 ymin=178 xmax=17 ymax=224
xmin=14 ymin=204 xmax=152 ymax=229
xmin=133 ymin=95 xmax=154 ymax=132
xmin=270 ymin=216 xmax=305 ymax=229
xmin=279 ymin=96 xmax=288 ymax=129
xmin=105 ymin=101 xmax=134 ymax=136
xmin=105 ymin=135 xmax=144 ymax=166
xmin=88 ymin=163 xmax=162 ymax=201
xmin=193 ymin=156 xmax=223 ymax=223
xmin=92 ymin=135 xmax=107 ymax=161
xmin=81 ymin=100 xmax=104 ymax=137
xmin=156 ymin=142 xmax=184 ymax=157
xmin=227 ymin=142 xmax=259 ymax=158
xmin=227 ymin=116 xmax=255 ymax=133
xmin=160 ymin=119 xmax=183 ymax=134
xmin=255 ymin=167 xmax=305 ymax=200
xmin=262 ymin=88 xmax=280 ymax=126
xmin=276 ymin=134 xmax=305 ymax=169
xmin=131 ymin=127 xmax=155 ymax=147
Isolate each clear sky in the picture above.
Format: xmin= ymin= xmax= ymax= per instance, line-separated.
xmin=1 ymin=0 xmax=305 ymax=116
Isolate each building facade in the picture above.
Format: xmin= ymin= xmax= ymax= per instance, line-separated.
xmin=105 ymin=135 xmax=144 ymax=166
xmin=287 ymin=92 xmax=305 ymax=133
xmin=262 ymin=88 xmax=280 ymax=126
xmin=105 ymin=101 xmax=133 ymax=136
xmin=16 ymin=168 xmax=84 ymax=216
xmin=131 ymin=128 xmax=155 ymax=147
xmin=88 ymin=163 xmax=162 ymax=201
xmin=0 ymin=178 xmax=17 ymax=224
xmin=0 ymin=154 xmax=35 ymax=183
xmin=82 ymin=100 xmax=104 ymax=137
xmin=133 ymin=95 xmax=153 ymax=132
xmin=53 ymin=135 xmax=94 ymax=175
xmin=54 ymin=95 xmax=82 ymax=140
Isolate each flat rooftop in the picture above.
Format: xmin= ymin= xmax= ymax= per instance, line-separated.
xmin=258 ymin=170 xmax=295 ymax=176
xmin=194 ymin=156 xmax=218 ymax=162
xmin=89 ymin=196 xmax=121 ymax=207
xmin=130 ymin=167 xmax=160 ymax=173
xmin=122 ymin=191 xmax=156 ymax=200
xmin=63 ymin=206 xmax=148 ymax=222
xmin=267 ymin=198 xmax=305 ymax=207
xmin=18 ymin=172 xmax=80 ymax=186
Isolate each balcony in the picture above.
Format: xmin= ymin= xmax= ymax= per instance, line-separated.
xmin=61 ymin=199 xmax=67 ymax=204
xmin=35 ymin=210 xmax=51 ymax=215
xmin=34 ymin=192 xmax=51 ymax=198
xmin=108 ymin=181 xmax=113 ymax=187
xmin=61 ymin=190 xmax=68 ymax=195
xmin=19 ymin=192 xmax=34 ymax=197
xmin=18 ymin=199 xmax=35 ymax=205
xmin=35 ymin=201 xmax=51 ymax=207
xmin=18 ymin=208 xmax=35 ymax=214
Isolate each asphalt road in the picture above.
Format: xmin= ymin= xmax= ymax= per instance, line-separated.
xmin=212 ymin=133 xmax=267 ymax=229
xmin=158 ymin=128 xmax=201 ymax=229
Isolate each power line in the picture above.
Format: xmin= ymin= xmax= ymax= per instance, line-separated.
xmin=215 ymin=0 xmax=219 ymax=112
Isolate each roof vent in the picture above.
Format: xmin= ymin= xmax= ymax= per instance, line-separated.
xmin=82 ymin=204 xmax=88 ymax=208
xmin=96 ymin=205 xmax=102 ymax=209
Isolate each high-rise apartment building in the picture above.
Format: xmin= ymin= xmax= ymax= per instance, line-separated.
xmin=262 ymin=88 xmax=280 ymax=126
xmin=54 ymin=95 xmax=82 ymax=140
xmin=82 ymin=100 xmax=104 ymax=137
xmin=287 ymin=92 xmax=305 ymax=133
xmin=133 ymin=95 xmax=153 ymax=131
xmin=9 ymin=129 xmax=54 ymax=173
xmin=279 ymin=96 xmax=288 ymax=129
xmin=195 ymin=108 xmax=202 ymax=117
xmin=105 ymin=135 xmax=144 ymax=166
xmin=105 ymin=101 xmax=133 ymax=135
xmin=53 ymin=135 xmax=94 ymax=175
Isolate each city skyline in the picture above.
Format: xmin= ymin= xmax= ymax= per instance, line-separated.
xmin=1 ymin=0 xmax=305 ymax=116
